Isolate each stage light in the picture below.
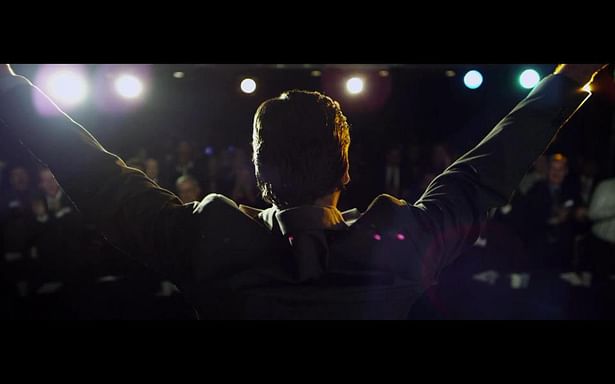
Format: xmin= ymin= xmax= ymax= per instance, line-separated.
xmin=519 ymin=69 xmax=540 ymax=89
xmin=445 ymin=70 xmax=456 ymax=77
xmin=379 ymin=70 xmax=389 ymax=77
xmin=311 ymin=70 xmax=322 ymax=77
xmin=44 ymin=70 xmax=88 ymax=107
xmin=114 ymin=74 xmax=144 ymax=99
xmin=463 ymin=70 xmax=483 ymax=89
xmin=346 ymin=77 xmax=364 ymax=95
xmin=173 ymin=71 xmax=185 ymax=79
xmin=240 ymin=78 xmax=256 ymax=94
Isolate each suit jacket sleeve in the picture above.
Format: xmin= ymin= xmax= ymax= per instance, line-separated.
xmin=0 ymin=74 xmax=196 ymax=282
xmin=413 ymin=74 xmax=591 ymax=273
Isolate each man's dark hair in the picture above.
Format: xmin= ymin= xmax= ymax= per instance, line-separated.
xmin=252 ymin=90 xmax=350 ymax=208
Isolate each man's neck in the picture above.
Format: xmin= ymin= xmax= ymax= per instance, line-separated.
xmin=270 ymin=192 xmax=342 ymax=211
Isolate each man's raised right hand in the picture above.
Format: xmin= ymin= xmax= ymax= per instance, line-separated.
xmin=554 ymin=64 xmax=608 ymax=86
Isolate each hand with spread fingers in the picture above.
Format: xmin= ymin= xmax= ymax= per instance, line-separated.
xmin=554 ymin=64 xmax=608 ymax=86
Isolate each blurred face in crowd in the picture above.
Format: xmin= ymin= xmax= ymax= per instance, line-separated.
xmin=145 ymin=158 xmax=159 ymax=180
xmin=9 ymin=166 xmax=30 ymax=192
xmin=177 ymin=141 xmax=193 ymax=164
xmin=39 ymin=168 xmax=60 ymax=197
xmin=176 ymin=176 xmax=202 ymax=203
xmin=548 ymin=155 xmax=568 ymax=187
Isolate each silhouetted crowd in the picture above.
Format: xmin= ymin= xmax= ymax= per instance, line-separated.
xmin=1 ymin=138 xmax=614 ymax=319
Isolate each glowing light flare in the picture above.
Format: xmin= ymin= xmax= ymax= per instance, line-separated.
xmin=519 ymin=69 xmax=541 ymax=89
xmin=114 ymin=74 xmax=144 ymax=99
xmin=346 ymin=77 xmax=364 ymax=95
xmin=463 ymin=70 xmax=483 ymax=89
xmin=44 ymin=70 xmax=88 ymax=106
xmin=240 ymin=78 xmax=256 ymax=94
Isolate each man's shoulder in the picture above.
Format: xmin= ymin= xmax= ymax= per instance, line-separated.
xmin=193 ymin=193 xmax=239 ymax=212
xmin=190 ymin=193 xmax=269 ymax=229
xmin=353 ymin=194 xmax=415 ymax=229
xmin=366 ymin=194 xmax=408 ymax=210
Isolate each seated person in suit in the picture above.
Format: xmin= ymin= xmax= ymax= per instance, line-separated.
xmin=521 ymin=153 xmax=580 ymax=270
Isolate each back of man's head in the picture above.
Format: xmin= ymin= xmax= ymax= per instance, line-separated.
xmin=252 ymin=90 xmax=350 ymax=208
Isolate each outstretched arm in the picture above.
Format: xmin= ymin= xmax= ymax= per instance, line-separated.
xmin=0 ymin=65 xmax=197 ymax=282
xmin=413 ymin=64 xmax=606 ymax=272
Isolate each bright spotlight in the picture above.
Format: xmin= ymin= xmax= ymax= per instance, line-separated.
xmin=173 ymin=71 xmax=185 ymax=79
xmin=519 ymin=69 xmax=541 ymax=89
xmin=463 ymin=70 xmax=483 ymax=89
xmin=114 ymin=74 xmax=144 ymax=99
xmin=45 ymin=70 xmax=88 ymax=106
xmin=346 ymin=77 xmax=364 ymax=95
xmin=240 ymin=78 xmax=256 ymax=94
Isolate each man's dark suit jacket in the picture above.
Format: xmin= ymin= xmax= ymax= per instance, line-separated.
xmin=0 ymin=72 xmax=590 ymax=319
